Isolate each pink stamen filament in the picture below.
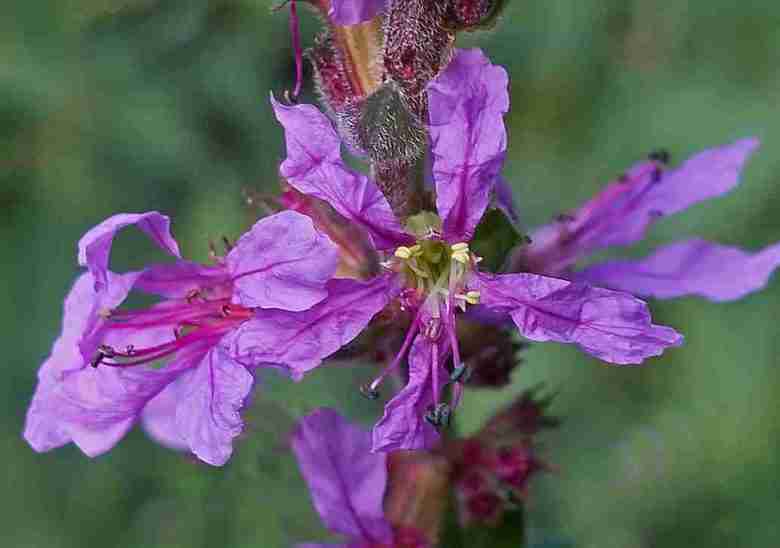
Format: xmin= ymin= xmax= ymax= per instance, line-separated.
xmin=289 ymin=0 xmax=303 ymax=99
xmin=107 ymin=299 xmax=230 ymax=325
xmin=431 ymin=341 xmax=440 ymax=406
xmin=445 ymin=304 xmax=466 ymax=409
xmin=97 ymin=298 xmax=252 ymax=368
xmin=369 ymin=307 xmax=425 ymax=392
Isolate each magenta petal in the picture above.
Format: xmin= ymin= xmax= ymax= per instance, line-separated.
xmin=271 ymin=96 xmax=411 ymax=250
xmin=77 ymin=212 xmax=181 ymax=290
xmin=428 ymin=49 xmax=509 ymax=242
xmin=227 ymin=211 xmax=339 ymax=311
xmin=329 ymin=0 xmax=385 ymax=25
xmin=372 ymin=336 xmax=444 ymax=452
xmin=577 ymin=238 xmax=780 ymax=302
xmin=474 ymin=273 xmax=683 ymax=365
xmin=223 ymin=274 xmax=399 ymax=378
xmin=175 ymin=347 xmax=254 ymax=466
xmin=292 ymin=409 xmax=392 ymax=544
xmin=525 ymin=139 xmax=760 ymax=275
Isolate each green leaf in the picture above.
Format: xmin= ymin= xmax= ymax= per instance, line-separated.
xmin=471 ymin=208 xmax=524 ymax=273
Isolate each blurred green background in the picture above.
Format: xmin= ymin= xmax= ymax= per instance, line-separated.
xmin=2 ymin=1 xmax=778 ymax=547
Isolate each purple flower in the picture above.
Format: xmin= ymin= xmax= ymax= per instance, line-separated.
xmin=514 ymin=139 xmax=780 ymax=302
xmin=292 ymin=409 xmax=432 ymax=547
xmin=24 ymin=210 xmax=356 ymax=465
xmin=272 ymin=48 xmax=682 ymax=452
xmin=292 ymin=408 xmax=395 ymax=548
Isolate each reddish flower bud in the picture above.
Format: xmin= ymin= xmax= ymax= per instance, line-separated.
xmin=458 ymin=469 xmax=489 ymax=496
xmin=308 ymin=31 xmax=361 ymax=112
xmin=385 ymin=451 xmax=452 ymax=547
xmin=494 ymin=445 xmax=534 ymax=486
xmin=455 ymin=318 xmax=526 ymax=388
xmin=483 ymin=389 xmax=560 ymax=438
xmin=443 ymin=0 xmax=508 ymax=31
xmin=448 ymin=392 xmax=557 ymax=525
xmin=382 ymin=0 xmax=455 ymax=97
xmin=465 ymin=492 xmax=504 ymax=524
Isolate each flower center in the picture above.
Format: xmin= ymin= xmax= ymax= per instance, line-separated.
xmin=364 ymin=215 xmax=485 ymax=425
xmin=392 ymin=239 xmax=480 ymax=310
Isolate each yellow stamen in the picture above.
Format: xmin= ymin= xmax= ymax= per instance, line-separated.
xmin=394 ymin=244 xmax=423 ymax=260
xmin=450 ymin=242 xmax=471 ymax=264
xmin=395 ymin=246 xmax=413 ymax=259
xmin=464 ymin=291 xmax=481 ymax=305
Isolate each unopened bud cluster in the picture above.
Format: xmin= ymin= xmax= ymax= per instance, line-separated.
xmin=450 ymin=391 xmax=557 ymax=525
xmin=302 ymin=0 xmax=508 ymax=217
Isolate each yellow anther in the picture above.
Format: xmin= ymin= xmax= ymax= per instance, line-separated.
xmin=395 ymin=244 xmax=423 ymax=260
xmin=464 ymin=291 xmax=481 ymax=305
xmin=450 ymin=242 xmax=471 ymax=264
xmin=395 ymin=246 xmax=414 ymax=260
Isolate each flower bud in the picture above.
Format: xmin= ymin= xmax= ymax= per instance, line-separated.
xmin=448 ymin=391 xmax=557 ymax=525
xmin=308 ymin=31 xmax=361 ymax=113
xmin=455 ymin=318 xmax=526 ymax=388
xmin=382 ymin=0 xmax=455 ymax=97
xmin=385 ymin=451 xmax=452 ymax=546
xmin=443 ymin=0 xmax=509 ymax=31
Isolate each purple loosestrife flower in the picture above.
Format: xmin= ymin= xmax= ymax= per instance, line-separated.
xmin=513 ymin=139 xmax=780 ymax=302
xmin=272 ymin=48 xmax=682 ymax=452
xmin=24 ymin=210 xmax=349 ymax=465
xmin=292 ymin=408 xmax=429 ymax=548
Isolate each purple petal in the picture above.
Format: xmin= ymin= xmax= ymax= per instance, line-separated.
xmin=135 ymin=261 xmax=228 ymax=299
xmin=175 ymin=347 xmax=255 ymax=466
xmin=76 ymin=270 xmax=145 ymax=365
xmin=223 ymin=274 xmax=399 ymax=378
xmin=24 ymin=337 xmax=197 ymax=458
xmin=473 ymin=273 xmax=683 ymax=365
xmin=24 ymin=272 xmax=141 ymax=453
xmin=523 ymin=139 xmax=760 ymax=275
xmin=329 ymin=0 xmax=385 ymax=25
xmin=577 ymin=238 xmax=780 ymax=302
xmin=77 ymin=212 xmax=181 ymax=290
xmin=271 ymin=96 xmax=412 ymax=250
xmin=372 ymin=336 xmax=444 ymax=452
xmin=23 ymin=271 xmax=141 ymax=393
xmin=292 ymin=409 xmax=392 ymax=543
xmin=140 ymin=372 xmax=192 ymax=451
xmin=428 ymin=49 xmax=509 ymax=242
xmin=227 ymin=211 xmax=339 ymax=311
